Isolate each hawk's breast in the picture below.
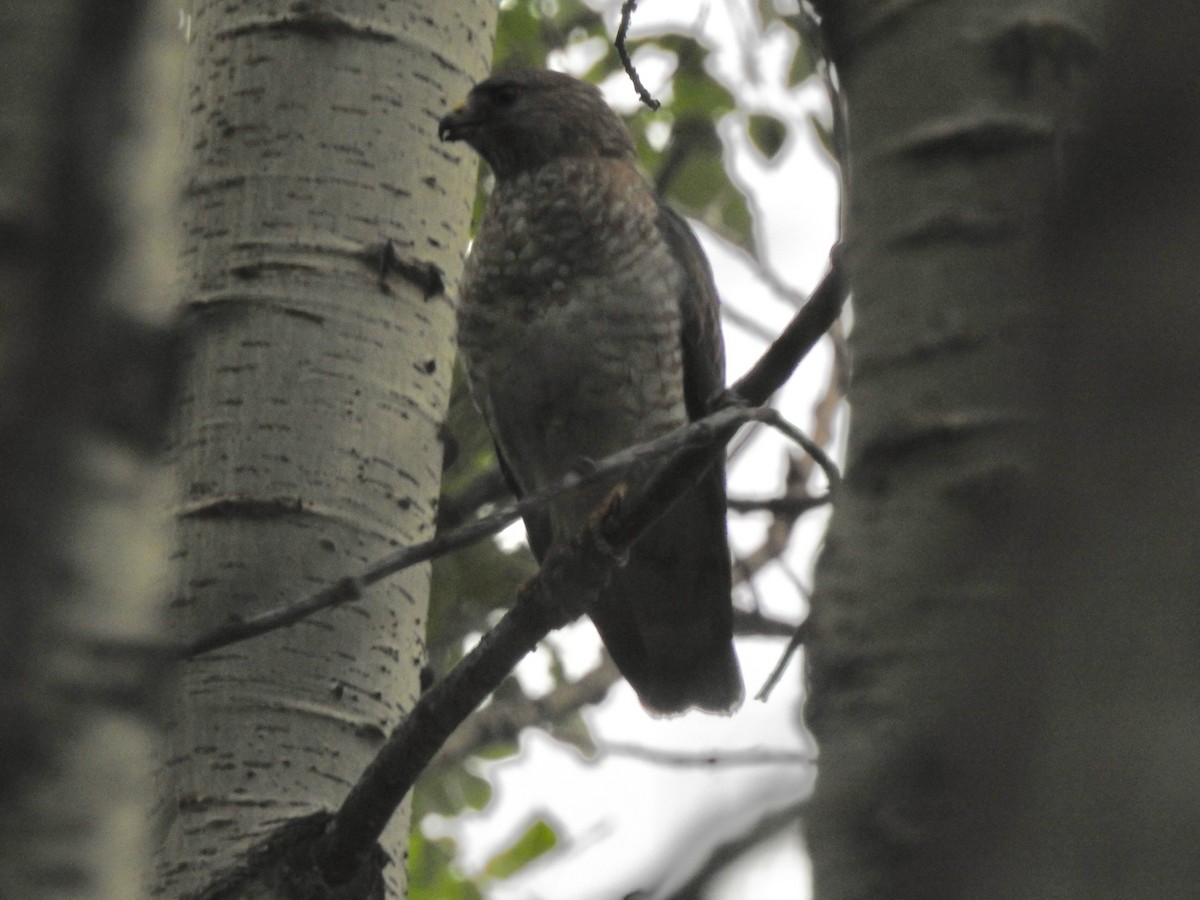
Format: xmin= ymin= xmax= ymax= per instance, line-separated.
xmin=457 ymin=158 xmax=688 ymax=531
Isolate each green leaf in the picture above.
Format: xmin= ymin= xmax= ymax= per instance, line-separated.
xmin=415 ymin=763 xmax=493 ymax=818
xmin=657 ymin=116 xmax=754 ymax=248
xmin=493 ymin=0 xmax=605 ymax=70
xmin=656 ymin=36 xmax=736 ymax=119
xmin=748 ymin=114 xmax=787 ymax=160
xmin=483 ymin=819 xmax=559 ymax=880
xmin=473 ymin=738 xmax=522 ymax=761
xmin=408 ymin=831 xmax=484 ymax=900
xmin=493 ymin=1 xmax=544 ymax=69
xmin=787 ymin=29 xmax=816 ymax=87
xmin=546 ymin=709 xmax=597 ymax=757
xmin=809 ymin=112 xmax=838 ymax=161
xmin=428 ymin=537 xmax=535 ymax=671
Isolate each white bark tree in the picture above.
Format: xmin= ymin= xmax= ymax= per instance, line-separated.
xmin=154 ymin=2 xmax=494 ymax=897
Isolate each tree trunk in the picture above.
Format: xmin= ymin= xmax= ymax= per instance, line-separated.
xmin=806 ymin=1 xmax=1105 ymax=897
xmin=154 ymin=3 xmax=494 ymax=897
xmin=0 ymin=2 xmax=177 ymax=897
xmin=979 ymin=3 xmax=1200 ymax=896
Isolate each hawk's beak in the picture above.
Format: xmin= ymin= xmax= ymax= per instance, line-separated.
xmin=438 ymin=104 xmax=469 ymax=142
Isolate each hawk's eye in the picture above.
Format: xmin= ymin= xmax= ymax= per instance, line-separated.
xmin=490 ymin=83 xmax=519 ymax=106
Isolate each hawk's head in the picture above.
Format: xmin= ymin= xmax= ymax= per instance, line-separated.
xmin=439 ymin=69 xmax=636 ymax=180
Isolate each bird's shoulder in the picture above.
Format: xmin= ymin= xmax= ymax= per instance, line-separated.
xmin=464 ymin=157 xmax=667 ymax=292
xmin=655 ymin=201 xmax=726 ymax=419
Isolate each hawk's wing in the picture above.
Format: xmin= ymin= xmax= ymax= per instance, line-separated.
xmin=494 ymin=203 xmax=721 ymax=565
xmin=655 ymin=202 xmax=726 ymax=421
xmin=494 ymin=440 xmax=554 ymax=561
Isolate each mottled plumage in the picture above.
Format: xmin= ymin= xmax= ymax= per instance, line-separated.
xmin=439 ymin=69 xmax=742 ymax=715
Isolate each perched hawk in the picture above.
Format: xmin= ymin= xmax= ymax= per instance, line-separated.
xmin=439 ymin=69 xmax=743 ymax=715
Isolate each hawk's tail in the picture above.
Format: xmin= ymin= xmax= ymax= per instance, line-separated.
xmin=590 ymin=464 xmax=743 ymax=716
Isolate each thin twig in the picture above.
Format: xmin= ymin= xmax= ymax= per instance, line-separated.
xmin=755 ymin=619 xmax=811 ymax=702
xmin=758 ymin=407 xmax=841 ymax=491
xmin=183 ymin=403 xmax=837 ymax=658
xmin=428 ymin=656 xmax=620 ymax=772
xmin=722 ymin=300 xmax=779 ymax=343
xmin=733 ymin=608 xmax=802 ymax=639
xmin=183 ymin=402 xmax=767 ymax=658
xmin=616 ymin=0 xmax=661 ymax=110
xmin=727 ymin=493 xmax=831 ymax=515
xmin=655 ymin=799 xmax=809 ymax=900
xmin=589 ymin=741 xmax=812 ymax=768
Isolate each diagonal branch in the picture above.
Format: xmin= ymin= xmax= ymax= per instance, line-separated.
xmin=616 ymin=0 xmax=661 ymax=110
xmin=183 ymin=403 xmax=789 ymax=658
xmin=428 ymin=607 xmax=811 ymax=775
xmin=312 ymin=250 xmax=845 ymax=885
xmin=183 ymin=250 xmax=842 ymax=658
xmin=656 ymin=798 xmax=809 ymax=900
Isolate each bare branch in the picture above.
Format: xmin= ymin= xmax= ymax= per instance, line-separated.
xmin=728 ymin=493 xmax=830 ymax=515
xmin=733 ymin=607 xmax=801 ymax=639
xmin=616 ymin=0 xmax=661 ymax=110
xmin=728 ymin=245 xmax=843 ymax=405
xmin=429 ymin=656 xmax=620 ymax=772
xmin=735 ymin=320 xmax=845 ymax=583
xmin=429 ymin=608 xmax=804 ymax=776
xmin=310 ymin=252 xmax=845 ymax=886
xmin=436 ymin=467 xmax=509 ymax=530
xmin=182 ymin=402 xmax=774 ymax=658
xmin=432 ymin=606 xmax=803 ymax=773
xmin=590 ymin=741 xmax=812 ymax=768
xmin=756 ymin=619 xmax=811 ymax=703
xmin=757 ymin=407 xmax=841 ymax=491
xmin=655 ymin=799 xmax=808 ymax=900
xmin=723 ymin=300 xmax=780 ymax=342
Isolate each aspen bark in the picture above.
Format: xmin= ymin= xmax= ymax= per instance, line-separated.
xmin=155 ymin=3 xmax=494 ymax=896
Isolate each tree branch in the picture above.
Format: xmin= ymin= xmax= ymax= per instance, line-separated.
xmin=656 ymin=799 xmax=808 ymax=900
xmin=616 ymin=0 xmax=661 ymax=110
xmin=591 ymin=741 xmax=812 ymax=768
xmin=429 ymin=655 xmax=620 ymax=772
xmin=756 ymin=619 xmax=811 ymax=702
xmin=182 ymin=402 xmax=793 ymax=658
xmin=728 ymin=493 xmax=830 ymax=515
xmin=311 ymin=250 xmax=845 ymax=885
xmin=428 ymin=607 xmax=802 ymax=773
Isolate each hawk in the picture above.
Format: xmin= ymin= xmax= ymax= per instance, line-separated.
xmin=439 ymin=69 xmax=743 ymax=715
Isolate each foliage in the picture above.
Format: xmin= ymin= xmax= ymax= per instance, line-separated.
xmin=408 ymin=816 xmax=559 ymax=897
xmin=408 ymin=832 xmax=484 ymax=900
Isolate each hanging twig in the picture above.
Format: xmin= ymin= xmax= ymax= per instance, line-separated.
xmin=756 ymin=619 xmax=812 ymax=702
xmin=616 ymin=0 xmax=661 ymax=110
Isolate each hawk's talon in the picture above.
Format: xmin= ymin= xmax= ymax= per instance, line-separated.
xmin=713 ymin=387 xmax=751 ymax=411
xmin=579 ymin=482 xmax=630 ymax=566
